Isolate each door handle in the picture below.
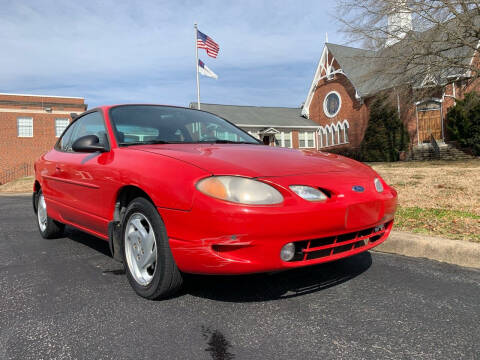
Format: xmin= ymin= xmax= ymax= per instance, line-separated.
xmin=55 ymin=166 xmax=62 ymax=173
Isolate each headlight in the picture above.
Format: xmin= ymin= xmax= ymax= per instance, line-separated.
xmin=196 ymin=176 xmax=284 ymax=205
xmin=289 ymin=185 xmax=328 ymax=202
xmin=374 ymin=177 xmax=384 ymax=193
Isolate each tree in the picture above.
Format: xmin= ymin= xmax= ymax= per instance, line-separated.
xmin=335 ymin=1 xmax=480 ymax=89
xmin=446 ymin=91 xmax=480 ymax=155
xmin=360 ymin=96 xmax=409 ymax=161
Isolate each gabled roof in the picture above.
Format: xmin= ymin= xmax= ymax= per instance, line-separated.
xmin=302 ymin=12 xmax=479 ymax=117
xmin=190 ymin=103 xmax=319 ymax=128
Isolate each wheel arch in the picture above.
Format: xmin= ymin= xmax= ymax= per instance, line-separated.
xmin=109 ymin=185 xmax=156 ymax=262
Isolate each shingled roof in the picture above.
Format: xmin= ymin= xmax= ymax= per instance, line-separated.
xmin=325 ymin=43 xmax=385 ymax=97
xmin=189 ymin=103 xmax=319 ymax=128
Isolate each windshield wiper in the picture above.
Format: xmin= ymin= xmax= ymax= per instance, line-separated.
xmin=119 ymin=140 xmax=172 ymax=146
xmin=197 ymin=139 xmax=260 ymax=144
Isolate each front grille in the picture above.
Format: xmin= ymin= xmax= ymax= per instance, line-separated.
xmin=291 ymin=221 xmax=391 ymax=262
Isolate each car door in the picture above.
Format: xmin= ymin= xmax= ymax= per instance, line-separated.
xmin=51 ymin=110 xmax=118 ymax=237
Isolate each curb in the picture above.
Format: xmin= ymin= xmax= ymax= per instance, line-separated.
xmin=373 ymin=230 xmax=480 ymax=269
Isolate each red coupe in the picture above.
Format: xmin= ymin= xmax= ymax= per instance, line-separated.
xmin=34 ymin=105 xmax=397 ymax=299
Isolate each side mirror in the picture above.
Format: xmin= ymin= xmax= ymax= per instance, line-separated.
xmin=72 ymin=135 xmax=107 ymax=153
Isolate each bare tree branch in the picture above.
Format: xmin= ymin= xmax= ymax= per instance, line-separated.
xmin=334 ymin=0 xmax=480 ymax=96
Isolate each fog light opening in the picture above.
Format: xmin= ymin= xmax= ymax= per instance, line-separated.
xmin=280 ymin=243 xmax=295 ymax=262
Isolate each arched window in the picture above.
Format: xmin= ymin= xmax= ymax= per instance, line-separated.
xmin=335 ymin=122 xmax=343 ymax=144
xmin=331 ymin=127 xmax=336 ymax=145
xmin=343 ymin=120 xmax=350 ymax=143
xmin=318 ymin=128 xmax=324 ymax=148
xmin=325 ymin=127 xmax=330 ymax=147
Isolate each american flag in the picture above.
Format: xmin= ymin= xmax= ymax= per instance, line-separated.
xmin=197 ymin=30 xmax=219 ymax=58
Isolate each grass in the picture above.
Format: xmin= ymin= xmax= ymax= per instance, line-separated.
xmin=371 ymin=159 xmax=480 ymax=242
xmin=395 ymin=207 xmax=480 ymax=242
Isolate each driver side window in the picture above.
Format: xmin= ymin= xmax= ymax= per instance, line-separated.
xmin=58 ymin=112 xmax=109 ymax=152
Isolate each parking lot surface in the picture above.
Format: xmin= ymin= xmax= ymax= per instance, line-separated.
xmin=0 ymin=195 xmax=479 ymax=359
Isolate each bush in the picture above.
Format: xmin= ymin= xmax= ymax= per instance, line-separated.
xmin=359 ymin=96 xmax=409 ymax=162
xmin=446 ymin=91 xmax=480 ymax=156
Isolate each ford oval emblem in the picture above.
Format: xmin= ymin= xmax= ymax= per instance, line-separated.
xmin=352 ymin=185 xmax=365 ymax=193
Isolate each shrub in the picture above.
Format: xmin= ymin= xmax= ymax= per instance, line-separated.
xmin=446 ymin=91 xmax=480 ymax=156
xmin=359 ymin=96 xmax=409 ymax=162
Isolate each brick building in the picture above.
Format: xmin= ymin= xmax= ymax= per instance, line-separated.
xmin=191 ymin=103 xmax=321 ymax=149
xmin=199 ymin=14 xmax=479 ymax=156
xmin=301 ymin=15 xmax=480 ymax=151
xmin=0 ymin=93 xmax=86 ymax=184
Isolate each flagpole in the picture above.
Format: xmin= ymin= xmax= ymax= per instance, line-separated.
xmin=194 ymin=23 xmax=201 ymax=110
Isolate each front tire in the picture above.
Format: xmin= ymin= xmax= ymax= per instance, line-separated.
xmin=35 ymin=190 xmax=65 ymax=239
xmin=121 ymin=197 xmax=183 ymax=299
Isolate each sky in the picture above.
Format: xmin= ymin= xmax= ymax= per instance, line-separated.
xmin=0 ymin=1 xmax=346 ymax=109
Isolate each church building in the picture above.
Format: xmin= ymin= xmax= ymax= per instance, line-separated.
xmin=301 ymin=9 xmax=480 ymax=151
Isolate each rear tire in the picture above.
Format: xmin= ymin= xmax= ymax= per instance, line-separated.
xmin=121 ymin=197 xmax=183 ymax=299
xmin=35 ymin=190 xmax=65 ymax=239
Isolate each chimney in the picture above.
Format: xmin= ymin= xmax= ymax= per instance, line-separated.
xmin=386 ymin=0 xmax=412 ymax=47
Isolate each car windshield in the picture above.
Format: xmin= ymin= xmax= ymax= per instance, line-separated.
xmin=109 ymin=105 xmax=261 ymax=146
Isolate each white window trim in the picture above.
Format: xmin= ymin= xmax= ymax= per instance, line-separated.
xmin=274 ymin=131 xmax=292 ymax=148
xmin=323 ymin=90 xmax=342 ymax=118
xmin=299 ymin=131 xmax=316 ymax=149
xmin=342 ymin=120 xmax=350 ymax=144
xmin=282 ymin=131 xmax=293 ymax=148
xmin=17 ymin=117 xmax=33 ymax=138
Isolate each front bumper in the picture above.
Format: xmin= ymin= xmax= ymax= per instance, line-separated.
xmin=159 ymin=178 xmax=397 ymax=275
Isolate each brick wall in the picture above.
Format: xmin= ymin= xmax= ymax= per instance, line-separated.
xmin=292 ymin=131 xmax=299 ymax=148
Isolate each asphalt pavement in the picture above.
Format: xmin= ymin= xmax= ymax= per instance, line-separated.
xmin=0 ymin=194 xmax=479 ymax=360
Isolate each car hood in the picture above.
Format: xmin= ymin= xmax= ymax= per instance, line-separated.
xmin=133 ymin=144 xmax=375 ymax=178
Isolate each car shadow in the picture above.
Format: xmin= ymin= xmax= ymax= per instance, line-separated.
xmin=64 ymin=226 xmax=112 ymax=258
xmin=61 ymin=227 xmax=372 ymax=302
xmin=182 ymin=252 xmax=372 ymax=302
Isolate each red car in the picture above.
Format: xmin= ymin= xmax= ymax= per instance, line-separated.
xmin=34 ymin=104 xmax=397 ymax=299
